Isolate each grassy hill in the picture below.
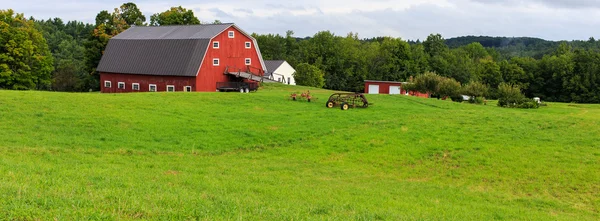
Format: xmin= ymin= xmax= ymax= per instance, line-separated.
xmin=0 ymin=84 xmax=599 ymax=220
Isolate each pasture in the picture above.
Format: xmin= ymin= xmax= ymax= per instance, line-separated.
xmin=0 ymin=84 xmax=598 ymax=220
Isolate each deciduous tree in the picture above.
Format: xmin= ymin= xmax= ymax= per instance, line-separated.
xmin=294 ymin=63 xmax=325 ymax=88
xmin=0 ymin=9 xmax=54 ymax=90
xmin=150 ymin=6 xmax=200 ymax=26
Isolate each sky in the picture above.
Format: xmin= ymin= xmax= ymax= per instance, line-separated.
xmin=4 ymin=0 xmax=600 ymax=41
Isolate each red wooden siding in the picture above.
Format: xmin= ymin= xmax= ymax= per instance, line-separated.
xmin=196 ymin=26 xmax=264 ymax=92
xmin=100 ymin=73 xmax=196 ymax=93
xmin=364 ymin=81 xmax=429 ymax=98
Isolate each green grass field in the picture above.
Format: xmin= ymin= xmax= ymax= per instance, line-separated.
xmin=0 ymin=84 xmax=599 ymax=220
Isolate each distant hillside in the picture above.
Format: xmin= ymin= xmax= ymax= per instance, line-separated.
xmin=445 ymin=36 xmax=600 ymax=59
xmin=445 ymin=36 xmax=558 ymax=58
xmin=445 ymin=36 xmax=553 ymax=48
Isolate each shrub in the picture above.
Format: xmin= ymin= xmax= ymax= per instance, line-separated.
xmin=450 ymin=94 xmax=464 ymax=102
xmin=411 ymin=72 xmax=443 ymax=95
xmin=468 ymin=96 xmax=485 ymax=104
xmin=463 ymin=81 xmax=489 ymax=98
xmin=438 ymin=78 xmax=462 ymax=100
xmin=497 ymin=83 xmax=539 ymax=109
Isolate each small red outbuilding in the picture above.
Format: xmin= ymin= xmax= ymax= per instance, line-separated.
xmin=364 ymin=80 xmax=429 ymax=98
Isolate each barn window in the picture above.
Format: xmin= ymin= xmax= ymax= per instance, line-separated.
xmin=184 ymin=86 xmax=192 ymax=92
xmin=245 ymin=42 xmax=251 ymax=49
xmin=118 ymin=82 xmax=125 ymax=89
xmin=213 ymin=41 xmax=219 ymax=49
xmin=167 ymin=85 xmax=175 ymax=92
xmin=132 ymin=83 xmax=140 ymax=91
xmin=104 ymin=81 xmax=111 ymax=88
xmin=245 ymin=58 xmax=251 ymax=65
xmin=213 ymin=58 xmax=219 ymax=66
xmin=149 ymin=84 xmax=157 ymax=92
xmin=228 ymin=31 xmax=234 ymax=38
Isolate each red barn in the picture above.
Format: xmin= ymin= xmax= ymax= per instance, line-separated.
xmin=364 ymin=80 xmax=429 ymax=98
xmin=97 ymin=24 xmax=274 ymax=93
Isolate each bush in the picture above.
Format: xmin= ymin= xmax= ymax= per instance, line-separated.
xmin=516 ymin=99 xmax=540 ymax=109
xmin=463 ymin=81 xmax=489 ymax=98
xmin=469 ymin=96 xmax=485 ymax=104
xmin=438 ymin=78 xmax=462 ymax=99
xmin=450 ymin=94 xmax=464 ymax=102
xmin=497 ymin=83 xmax=539 ymax=109
xmin=411 ymin=72 xmax=443 ymax=95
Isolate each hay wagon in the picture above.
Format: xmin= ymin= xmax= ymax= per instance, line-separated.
xmin=325 ymin=93 xmax=370 ymax=110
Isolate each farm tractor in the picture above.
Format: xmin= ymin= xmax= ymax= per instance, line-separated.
xmin=325 ymin=93 xmax=370 ymax=110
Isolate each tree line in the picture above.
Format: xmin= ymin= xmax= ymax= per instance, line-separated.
xmin=256 ymin=32 xmax=600 ymax=103
xmin=1 ymin=2 xmax=599 ymax=103
xmin=1 ymin=3 xmax=209 ymax=92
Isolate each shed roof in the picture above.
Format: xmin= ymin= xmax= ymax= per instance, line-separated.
xmin=97 ymin=24 xmax=234 ymax=77
xmin=264 ymin=60 xmax=286 ymax=77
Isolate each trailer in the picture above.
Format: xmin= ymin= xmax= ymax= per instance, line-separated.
xmin=216 ymin=82 xmax=258 ymax=92
xmin=325 ymin=93 xmax=370 ymax=110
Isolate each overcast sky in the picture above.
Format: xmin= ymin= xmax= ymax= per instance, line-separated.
xmin=5 ymin=0 xmax=600 ymax=41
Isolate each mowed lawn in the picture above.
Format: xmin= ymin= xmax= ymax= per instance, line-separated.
xmin=0 ymin=84 xmax=599 ymax=220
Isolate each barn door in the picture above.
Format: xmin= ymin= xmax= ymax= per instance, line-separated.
xmin=368 ymin=85 xmax=380 ymax=94
xmin=389 ymin=86 xmax=401 ymax=94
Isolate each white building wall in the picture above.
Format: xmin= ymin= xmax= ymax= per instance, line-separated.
xmin=273 ymin=61 xmax=296 ymax=85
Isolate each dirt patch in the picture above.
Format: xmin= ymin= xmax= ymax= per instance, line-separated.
xmin=164 ymin=170 xmax=180 ymax=175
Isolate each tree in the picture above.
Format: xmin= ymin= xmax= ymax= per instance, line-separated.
xmin=477 ymin=57 xmax=503 ymax=91
xmin=500 ymin=60 xmax=529 ymax=90
xmin=462 ymin=42 xmax=489 ymax=61
xmin=412 ymin=72 xmax=442 ymax=96
xmin=409 ymin=44 xmax=429 ymax=75
xmin=497 ymin=83 xmax=525 ymax=107
xmin=84 ymin=4 xmax=136 ymax=91
xmin=294 ymin=63 xmax=325 ymax=88
xmin=438 ymin=77 xmax=462 ymax=100
xmin=462 ymin=81 xmax=489 ymax=99
xmin=119 ymin=2 xmax=146 ymax=26
xmin=150 ymin=6 xmax=200 ymax=26
xmin=423 ymin=33 xmax=448 ymax=57
xmin=0 ymin=9 xmax=54 ymax=90
xmin=369 ymin=37 xmax=411 ymax=82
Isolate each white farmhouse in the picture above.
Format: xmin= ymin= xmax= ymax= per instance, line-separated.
xmin=264 ymin=60 xmax=296 ymax=85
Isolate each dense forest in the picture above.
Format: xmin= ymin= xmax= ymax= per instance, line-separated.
xmin=1 ymin=2 xmax=599 ymax=103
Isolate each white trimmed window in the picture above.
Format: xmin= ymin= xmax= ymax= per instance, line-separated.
xmin=184 ymin=86 xmax=192 ymax=92
xmin=149 ymin=84 xmax=157 ymax=92
xmin=213 ymin=58 xmax=220 ymax=66
xmin=213 ymin=41 xmax=219 ymax=49
xmin=245 ymin=42 xmax=251 ymax=49
xmin=245 ymin=58 xmax=251 ymax=65
xmin=118 ymin=82 xmax=125 ymax=89
xmin=167 ymin=85 xmax=175 ymax=92
xmin=228 ymin=31 xmax=234 ymax=38
xmin=104 ymin=81 xmax=111 ymax=88
xmin=132 ymin=83 xmax=140 ymax=91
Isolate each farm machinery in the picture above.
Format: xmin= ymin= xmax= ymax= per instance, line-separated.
xmin=326 ymin=93 xmax=370 ymax=110
xmin=290 ymin=90 xmax=314 ymax=102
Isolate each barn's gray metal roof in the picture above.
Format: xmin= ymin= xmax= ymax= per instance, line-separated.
xmin=264 ymin=60 xmax=286 ymax=77
xmin=97 ymin=24 xmax=233 ymax=77
xmin=113 ymin=24 xmax=233 ymax=40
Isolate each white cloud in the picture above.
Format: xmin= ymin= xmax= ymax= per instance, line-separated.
xmin=4 ymin=0 xmax=600 ymax=40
